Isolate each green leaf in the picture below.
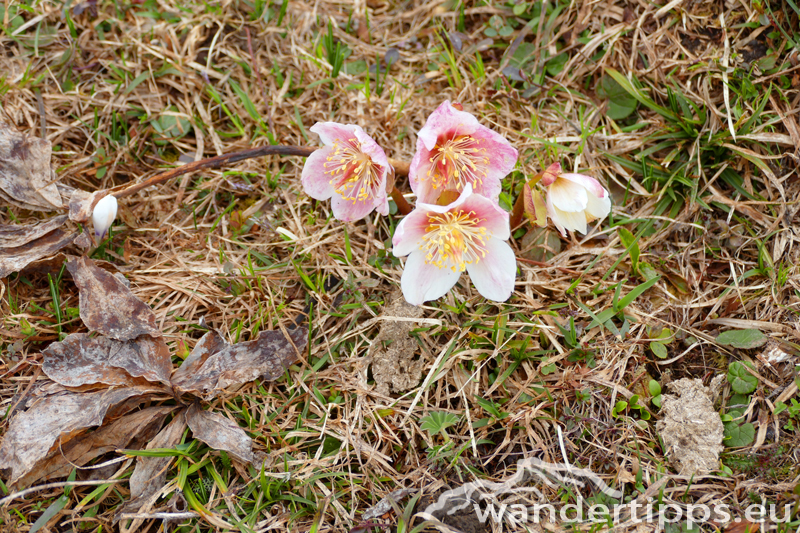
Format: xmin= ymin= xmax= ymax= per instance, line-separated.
xmin=638 ymin=261 xmax=659 ymax=281
xmin=420 ymin=411 xmax=460 ymax=436
xmin=650 ymin=341 xmax=667 ymax=359
xmin=716 ymin=329 xmax=767 ymax=350
xmin=617 ymin=227 xmax=639 ymax=271
xmin=614 ymin=276 xmax=660 ymax=312
xmin=648 ymin=379 xmax=661 ymax=397
xmin=597 ymin=74 xmax=637 ymax=120
xmin=727 ymin=361 xmax=758 ymax=395
xmin=651 ymin=394 xmax=662 ymax=409
xmin=724 ymin=421 xmax=755 ymax=447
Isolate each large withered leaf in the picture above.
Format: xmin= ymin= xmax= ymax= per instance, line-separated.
xmin=117 ymin=409 xmax=188 ymax=522
xmin=0 ymin=215 xmax=68 ymax=248
xmin=0 ymin=385 xmax=162 ymax=486
xmin=171 ymin=327 xmax=306 ymax=399
xmin=0 ymin=123 xmax=63 ymax=211
xmin=14 ymin=406 xmax=176 ymax=489
xmin=0 ymin=227 xmax=78 ymax=278
xmin=43 ymin=333 xmax=173 ymax=387
xmin=186 ymin=403 xmax=255 ymax=464
xmin=67 ymin=256 xmax=160 ymax=341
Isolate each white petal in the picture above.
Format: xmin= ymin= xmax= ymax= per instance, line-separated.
xmin=552 ymin=205 xmax=587 ymax=234
xmin=549 ymin=179 xmax=588 ymax=212
xmin=400 ymin=251 xmax=461 ymax=305
xmin=392 ymin=209 xmax=431 ymax=257
xmin=466 ymin=238 xmax=516 ymax=302
xmin=585 ymin=190 xmax=611 ymax=221
xmin=92 ymin=195 xmax=118 ymax=238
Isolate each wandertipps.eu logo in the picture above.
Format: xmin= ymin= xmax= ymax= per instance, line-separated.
xmin=423 ymin=457 xmax=623 ymax=526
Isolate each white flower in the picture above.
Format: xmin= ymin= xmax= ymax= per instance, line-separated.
xmin=92 ymin=194 xmax=118 ymax=240
xmin=541 ymin=167 xmax=611 ymax=236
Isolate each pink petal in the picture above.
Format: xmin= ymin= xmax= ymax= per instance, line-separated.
xmin=468 ymin=125 xmax=519 ymax=198
xmin=301 ymin=147 xmax=336 ymax=200
xmin=309 ymin=122 xmax=361 ymax=146
xmin=400 ymin=251 xmax=462 ymax=305
xmin=466 ymin=238 xmax=516 ymax=302
xmin=392 ymin=209 xmax=432 ymax=257
xmin=460 ymin=193 xmax=510 ymax=241
xmin=417 ymin=101 xmax=481 ymax=152
xmin=539 ymin=162 xmax=562 ymax=186
xmin=549 ymin=178 xmax=588 ymax=213
xmin=331 ymin=194 xmax=376 ymax=222
xmin=408 ymin=142 xmax=432 ymax=199
xmin=560 ymin=173 xmax=608 ymax=199
xmin=353 ymin=128 xmax=390 ymax=170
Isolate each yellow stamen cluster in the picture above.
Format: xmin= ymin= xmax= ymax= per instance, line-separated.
xmin=323 ymin=138 xmax=382 ymax=203
xmin=421 ymin=210 xmax=488 ymax=272
xmin=427 ymin=134 xmax=489 ymax=192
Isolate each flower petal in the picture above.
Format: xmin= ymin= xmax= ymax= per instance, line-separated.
xmin=466 ymin=238 xmax=516 ymax=302
xmin=552 ymin=204 xmax=588 ymax=234
xmin=331 ymin=194 xmax=375 ymax=222
xmin=546 ymin=193 xmax=567 ymax=237
xmin=353 ymin=128 xmax=390 ymax=170
xmin=392 ymin=209 xmax=431 ymax=257
xmin=400 ymin=251 xmax=461 ymax=305
xmin=468 ymin=125 xmax=518 ymax=199
xmin=460 ymin=193 xmax=510 ymax=241
xmin=417 ymin=101 xmax=481 ymax=151
xmin=560 ymin=173 xmax=608 ymax=199
xmin=585 ymin=189 xmax=611 ymax=221
xmin=301 ymin=147 xmax=336 ymax=200
xmin=549 ymin=178 xmax=588 ymax=213
xmin=309 ymin=122 xmax=362 ymax=146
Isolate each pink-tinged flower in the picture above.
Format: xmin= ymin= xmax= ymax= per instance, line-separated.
xmin=392 ymin=184 xmax=516 ymax=305
xmin=409 ymin=101 xmax=518 ymax=205
xmin=302 ymin=122 xmax=392 ymax=222
xmin=540 ymin=163 xmax=611 ymax=236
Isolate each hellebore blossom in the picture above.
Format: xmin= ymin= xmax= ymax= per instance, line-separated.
xmin=409 ymin=101 xmax=518 ymax=205
xmin=92 ymin=194 xmax=118 ymax=240
xmin=392 ymin=184 xmax=516 ymax=305
xmin=302 ymin=122 xmax=392 ymax=222
xmin=540 ymin=163 xmax=611 ymax=236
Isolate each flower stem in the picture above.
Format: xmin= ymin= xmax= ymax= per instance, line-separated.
xmin=390 ymin=187 xmax=413 ymax=215
xmin=509 ymin=189 xmax=526 ymax=230
xmin=112 ymin=145 xmax=411 ymax=201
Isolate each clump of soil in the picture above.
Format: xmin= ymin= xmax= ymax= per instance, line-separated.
xmin=656 ymin=377 xmax=725 ymax=476
xmin=370 ymin=295 xmax=424 ymax=395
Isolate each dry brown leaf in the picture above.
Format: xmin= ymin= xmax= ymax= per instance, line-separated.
xmin=43 ymin=333 xmax=173 ymax=387
xmin=0 ymin=215 xmax=68 ymax=248
xmin=171 ymin=327 xmax=306 ymax=399
xmin=186 ymin=402 xmax=255 ymax=464
xmin=117 ymin=409 xmax=188 ymax=524
xmin=0 ymin=123 xmax=63 ymax=211
xmin=15 ymin=405 xmax=176 ymax=489
xmin=68 ymin=188 xmax=104 ymax=224
xmin=0 ymin=384 xmax=163 ymax=486
xmin=0 ymin=227 xmax=78 ymax=278
xmin=67 ymin=256 xmax=160 ymax=340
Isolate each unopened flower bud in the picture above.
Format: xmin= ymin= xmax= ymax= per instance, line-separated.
xmin=92 ymin=194 xmax=118 ymax=240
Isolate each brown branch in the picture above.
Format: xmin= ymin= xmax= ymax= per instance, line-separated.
xmin=390 ymin=187 xmax=413 ymax=215
xmin=112 ymin=145 xmax=411 ymax=202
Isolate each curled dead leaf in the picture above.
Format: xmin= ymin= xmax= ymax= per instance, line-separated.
xmin=0 ymin=227 xmax=78 ymax=278
xmin=0 ymin=215 xmax=68 ymax=248
xmin=43 ymin=332 xmax=173 ymax=387
xmin=67 ymin=256 xmax=160 ymax=340
xmin=186 ymin=402 xmax=255 ymax=464
xmin=171 ymin=327 xmax=306 ymax=399
xmin=14 ymin=405 xmax=176 ymax=489
xmin=0 ymin=123 xmax=63 ymax=211
xmin=68 ymin=188 xmax=104 ymax=224
xmin=0 ymin=384 xmax=163 ymax=487
xmin=117 ymin=410 xmax=188 ymax=524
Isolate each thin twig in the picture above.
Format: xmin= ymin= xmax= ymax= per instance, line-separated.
xmin=112 ymin=145 xmax=413 ymax=214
